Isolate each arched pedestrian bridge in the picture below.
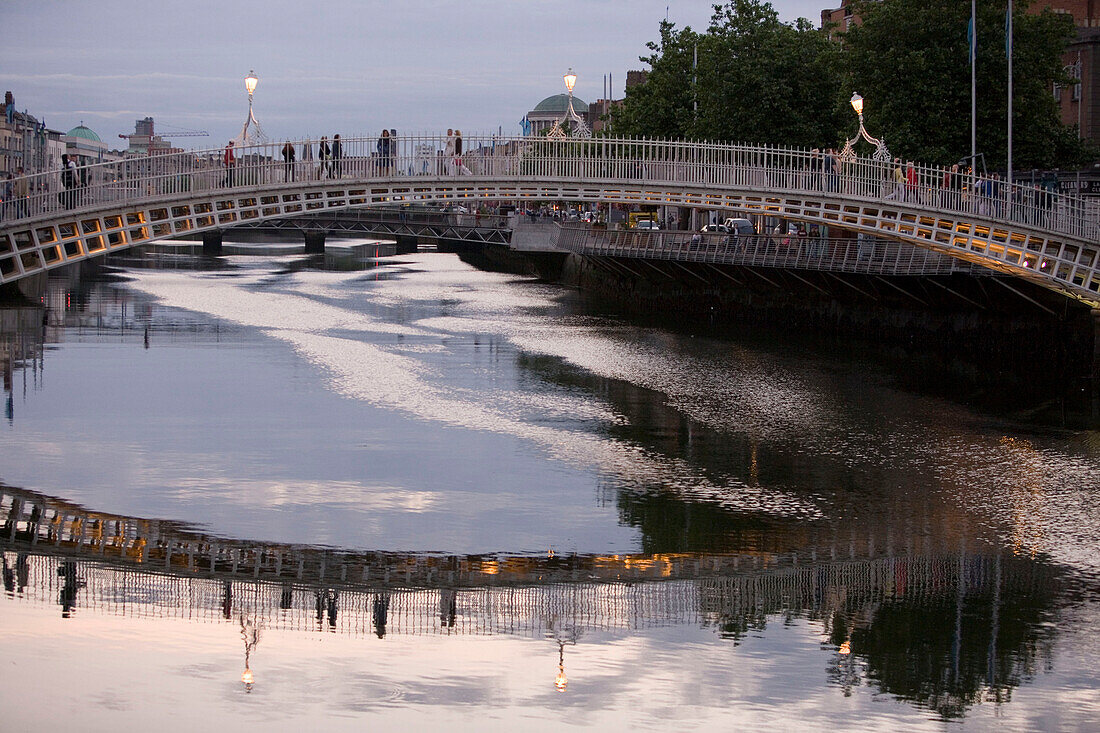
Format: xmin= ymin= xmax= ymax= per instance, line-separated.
xmin=2 ymin=134 xmax=1098 ymax=306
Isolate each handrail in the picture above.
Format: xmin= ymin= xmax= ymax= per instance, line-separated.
xmin=557 ymin=225 xmax=980 ymax=277
xmin=2 ymin=135 xmax=1096 ymax=244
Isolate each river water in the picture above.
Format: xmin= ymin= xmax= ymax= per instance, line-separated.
xmin=1 ymin=243 xmax=1098 ymax=731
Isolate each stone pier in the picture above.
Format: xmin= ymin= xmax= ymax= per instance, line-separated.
xmin=304 ymin=231 xmax=326 ymax=254
xmin=201 ymin=230 xmax=223 ymax=256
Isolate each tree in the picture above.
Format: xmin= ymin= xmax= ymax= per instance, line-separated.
xmin=695 ymin=3 xmax=846 ymax=146
xmin=613 ymin=20 xmax=701 ymax=139
xmin=612 ymin=0 xmax=1092 ymax=170
xmin=614 ymin=1 xmax=845 ymax=147
xmin=841 ymin=0 xmax=1092 ymax=169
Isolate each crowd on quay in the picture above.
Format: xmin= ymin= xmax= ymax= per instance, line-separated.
xmin=0 ymin=135 xmax=1087 ymax=239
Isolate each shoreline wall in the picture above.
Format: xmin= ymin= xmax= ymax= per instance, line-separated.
xmin=471 ymin=244 xmax=1099 ymax=427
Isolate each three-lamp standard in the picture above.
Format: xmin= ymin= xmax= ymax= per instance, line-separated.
xmin=839 ymin=92 xmax=890 ymax=163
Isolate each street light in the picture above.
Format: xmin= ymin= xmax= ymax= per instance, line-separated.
xmin=236 ymin=69 xmax=268 ymax=146
xmin=548 ymin=67 xmax=590 ymax=139
xmin=839 ymin=91 xmax=890 ymax=163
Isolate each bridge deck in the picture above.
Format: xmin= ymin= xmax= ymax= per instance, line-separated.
xmin=2 ymin=135 xmax=1097 ymax=305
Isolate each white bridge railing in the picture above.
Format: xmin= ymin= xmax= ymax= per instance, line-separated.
xmin=2 ymin=134 xmax=1096 ymax=244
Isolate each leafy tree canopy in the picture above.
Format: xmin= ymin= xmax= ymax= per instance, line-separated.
xmin=612 ymin=0 xmax=1094 ymax=169
xmin=843 ymin=0 xmax=1090 ymax=169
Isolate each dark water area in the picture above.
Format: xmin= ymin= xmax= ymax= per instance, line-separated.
xmin=1 ymin=244 xmax=1098 ymax=731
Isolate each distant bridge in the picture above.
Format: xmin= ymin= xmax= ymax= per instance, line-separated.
xmin=229 ymin=208 xmax=514 ymax=246
xmin=1 ymin=135 xmax=1097 ymax=306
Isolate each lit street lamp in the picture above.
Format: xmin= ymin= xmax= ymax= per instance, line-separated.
xmin=236 ymin=69 xmax=268 ymax=146
xmin=839 ymin=92 xmax=890 ymax=162
xmin=564 ymin=69 xmax=577 ymax=94
xmin=548 ymin=67 xmax=591 ymax=139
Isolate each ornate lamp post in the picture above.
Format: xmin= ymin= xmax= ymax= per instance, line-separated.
xmin=839 ymin=92 xmax=890 ymax=162
xmin=237 ymin=69 xmax=268 ymax=146
xmin=547 ymin=68 xmax=591 ymax=139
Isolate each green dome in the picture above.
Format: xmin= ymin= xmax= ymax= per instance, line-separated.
xmin=532 ymin=93 xmax=588 ymax=114
xmin=66 ymin=124 xmax=101 ymax=142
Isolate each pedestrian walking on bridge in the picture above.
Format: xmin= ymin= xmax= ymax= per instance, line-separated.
xmin=281 ymin=141 xmax=296 ymax=182
xmin=223 ymin=141 xmax=236 ymax=187
xmin=319 ymin=136 xmax=331 ymax=179
xmin=331 ymin=134 xmax=343 ymax=178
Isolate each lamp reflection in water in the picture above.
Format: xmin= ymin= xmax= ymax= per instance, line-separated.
xmin=549 ymin=611 xmax=578 ymax=693
xmin=555 ymin=640 xmax=568 ymax=692
xmin=240 ymin=615 xmax=262 ymax=693
xmin=824 ymin=611 xmax=864 ymax=697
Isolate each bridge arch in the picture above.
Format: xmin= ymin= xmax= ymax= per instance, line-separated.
xmin=2 ymin=135 xmax=1097 ymax=306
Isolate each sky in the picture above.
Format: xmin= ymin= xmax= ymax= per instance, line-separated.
xmin=0 ymin=0 xmax=827 ymax=148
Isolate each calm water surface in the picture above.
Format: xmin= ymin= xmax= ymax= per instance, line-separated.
xmin=1 ymin=245 xmax=1098 ymax=731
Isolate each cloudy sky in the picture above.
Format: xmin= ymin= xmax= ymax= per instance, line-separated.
xmin=1 ymin=0 xmax=826 ymax=147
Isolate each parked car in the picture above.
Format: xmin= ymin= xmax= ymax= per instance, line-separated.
xmin=699 ymin=224 xmax=730 ymax=234
xmin=634 ymin=219 xmax=660 ymax=231
xmin=722 ymin=218 xmax=755 ymax=236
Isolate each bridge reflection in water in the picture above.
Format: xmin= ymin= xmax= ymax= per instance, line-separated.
xmin=0 ymin=484 xmax=1066 ymax=719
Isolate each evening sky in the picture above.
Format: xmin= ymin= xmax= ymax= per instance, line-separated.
xmin=0 ymin=0 xmax=826 ymax=147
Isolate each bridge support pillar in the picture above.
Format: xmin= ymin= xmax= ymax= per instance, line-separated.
xmin=202 ymin=230 xmax=222 ymax=255
xmin=304 ymin=231 xmax=326 ymax=254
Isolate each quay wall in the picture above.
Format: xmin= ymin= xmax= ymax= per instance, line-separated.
xmin=472 ymin=243 xmax=1099 ymax=427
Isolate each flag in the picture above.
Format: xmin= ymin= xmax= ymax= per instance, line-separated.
xmin=967 ymin=16 xmax=974 ymax=65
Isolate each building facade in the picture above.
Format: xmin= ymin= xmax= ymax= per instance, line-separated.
xmin=121 ymin=117 xmax=181 ymax=157
xmin=2 ymin=91 xmax=66 ymax=175
xmin=524 ymin=94 xmax=592 ymax=136
xmin=62 ymin=124 xmax=118 ymax=167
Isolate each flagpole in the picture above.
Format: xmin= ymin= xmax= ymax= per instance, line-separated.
xmin=1007 ymin=0 xmax=1013 ymax=190
xmin=971 ymin=0 xmax=976 ymax=165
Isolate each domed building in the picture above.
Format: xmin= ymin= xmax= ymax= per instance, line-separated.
xmin=525 ymin=93 xmax=592 ymax=136
xmin=63 ymin=122 xmax=113 ymax=165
